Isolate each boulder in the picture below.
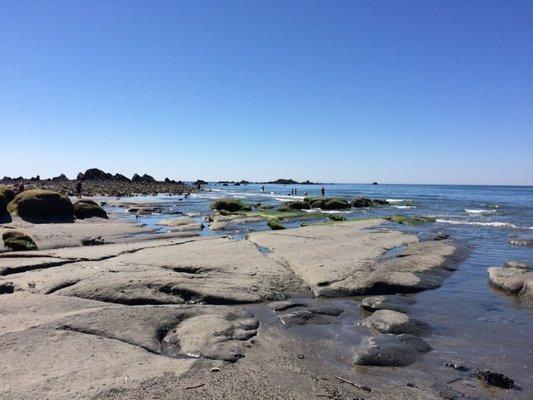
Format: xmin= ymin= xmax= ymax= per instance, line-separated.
xmin=352 ymin=197 xmax=389 ymax=207
xmin=487 ymin=261 xmax=532 ymax=300
xmin=324 ymin=198 xmax=350 ymax=210
xmin=361 ymin=309 xmax=427 ymax=335
xmin=2 ymin=231 xmax=38 ymax=251
xmin=74 ymin=199 xmax=108 ymax=219
xmin=212 ymin=199 xmax=251 ymax=212
xmin=304 ymin=197 xmax=350 ymax=210
xmin=279 ymin=201 xmax=310 ymax=211
xmin=360 ymin=295 xmax=416 ymax=313
xmin=0 ymin=186 xmax=15 ymax=215
xmin=7 ymin=189 xmax=74 ymax=219
xmin=267 ymin=219 xmax=285 ymax=230
xmin=353 ymin=334 xmax=432 ymax=366
xmin=352 ymin=197 xmax=373 ymax=208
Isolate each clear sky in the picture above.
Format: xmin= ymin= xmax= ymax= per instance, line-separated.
xmin=1 ymin=1 xmax=532 ymax=184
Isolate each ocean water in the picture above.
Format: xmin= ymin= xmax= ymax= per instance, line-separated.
xmin=106 ymin=183 xmax=533 ymax=392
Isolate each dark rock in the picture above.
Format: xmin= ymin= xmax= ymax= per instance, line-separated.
xmin=81 ymin=236 xmax=106 ymax=246
xmin=304 ymin=197 xmax=350 ymax=210
xmin=0 ymin=282 xmax=14 ymax=294
xmin=81 ymin=168 xmax=114 ymax=180
xmin=267 ymin=219 xmax=285 ymax=230
xmin=7 ymin=189 xmax=74 ymax=219
xmin=74 ymin=199 xmax=108 ymax=219
xmin=132 ymin=173 xmax=156 ymax=183
xmin=372 ymin=182 xmax=378 ymax=185
xmin=268 ymin=179 xmax=298 ymax=185
xmin=352 ymin=197 xmax=389 ymax=208
xmin=2 ymin=231 xmax=38 ymax=251
xmin=352 ymin=197 xmax=373 ymax=208
xmin=279 ymin=201 xmax=310 ymax=211
xmin=476 ymin=370 xmax=516 ymax=389
xmin=353 ymin=334 xmax=432 ymax=366
xmin=328 ymin=214 xmax=346 ymax=222
xmin=113 ymin=173 xmax=131 ymax=182
xmin=434 ymin=232 xmax=450 ymax=241
xmin=52 ymin=173 xmax=69 ymax=181
xmin=212 ymin=199 xmax=251 ymax=212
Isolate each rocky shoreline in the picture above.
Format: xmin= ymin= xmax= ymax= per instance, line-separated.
xmin=0 ymin=194 xmax=529 ymax=399
xmin=1 ymin=168 xmax=195 ymax=197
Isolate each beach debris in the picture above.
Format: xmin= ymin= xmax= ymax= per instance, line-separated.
xmin=445 ymin=362 xmax=470 ymax=371
xmin=210 ymin=367 xmax=221 ymax=373
xmin=333 ymin=375 xmax=372 ymax=392
xmin=185 ymin=383 xmax=206 ymax=390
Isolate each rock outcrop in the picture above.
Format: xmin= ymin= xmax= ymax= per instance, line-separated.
xmin=487 ymin=261 xmax=532 ymax=300
xmin=249 ymin=220 xmax=462 ymax=297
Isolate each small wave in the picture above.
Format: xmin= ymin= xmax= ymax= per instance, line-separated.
xmin=386 ymin=199 xmax=411 ymax=203
xmin=465 ymin=209 xmax=496 ymax=215
xmin=436 ymin=219 xmax=531 ymax=229
xmin=393 ymin=205 xmax=413 ymax=209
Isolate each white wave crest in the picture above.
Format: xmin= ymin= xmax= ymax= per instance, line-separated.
xmin=386 ymin=199 xmax=411 ymax=203
xmin=393 ymin=205 xmax=413 ymax=209
xmin=436 ymin=219 xmax=532 ymax=229
xmin=465 ymin=209 xmax=496 ymax=215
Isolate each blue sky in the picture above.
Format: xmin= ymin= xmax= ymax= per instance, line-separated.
xmin=1 ymin=1 xmax=532 ymax=184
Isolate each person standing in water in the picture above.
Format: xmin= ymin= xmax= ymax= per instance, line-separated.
xmin=320 ymin=186 xmax=325 ymax=196
xmin=261 ymin=185 xmax=265 ymax=192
